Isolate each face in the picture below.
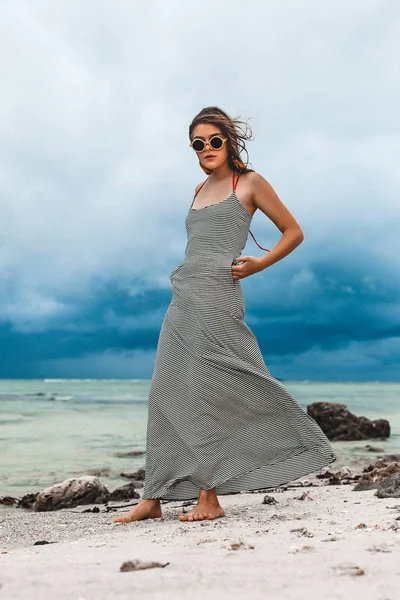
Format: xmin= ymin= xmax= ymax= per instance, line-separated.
xmin=191 ymin=123 xmax=229 ymax=171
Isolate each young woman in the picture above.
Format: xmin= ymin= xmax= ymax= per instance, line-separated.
xmin=112 ymin=106 xmax=336 ymax=524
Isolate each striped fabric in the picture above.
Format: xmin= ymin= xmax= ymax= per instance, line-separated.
xmin=142 ymin=173 xmax=337 ymax=500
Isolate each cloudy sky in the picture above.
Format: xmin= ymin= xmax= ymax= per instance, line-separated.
xmin=1 ymin=0 xmax=399 ymax=381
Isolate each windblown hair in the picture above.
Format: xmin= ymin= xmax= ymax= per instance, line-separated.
xmin=188 ymin=106 xmax=255 ymax=175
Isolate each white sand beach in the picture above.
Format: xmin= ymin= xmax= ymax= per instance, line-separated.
xmin=1 ymin=474 xmax=400 ymax=600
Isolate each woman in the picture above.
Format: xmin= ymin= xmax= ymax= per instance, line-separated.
xmin=113 ymin=106 xmax=336 ymax=524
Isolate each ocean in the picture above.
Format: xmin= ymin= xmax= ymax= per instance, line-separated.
xmin=1 ymin=379 xmax=399 ymax=510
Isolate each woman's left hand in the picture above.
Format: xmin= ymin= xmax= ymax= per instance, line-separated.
xmin=231 ymin=256 xmax=264 ymax=280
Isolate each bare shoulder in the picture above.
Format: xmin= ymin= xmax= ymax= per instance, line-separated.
xmin=246 ymin=171 xmax=274 ymax=194
xmin=194 ymin=181 xmax=206 ymax=194
xmin=237 ymin=170 xmax=268 ymax=191
xmin=236 ymin=171 xmax=271 ymax=215
xmin=247 ymin=170 xmax=283 ymax=206
xmin=245 ymin=170 xmax=303 ymax=234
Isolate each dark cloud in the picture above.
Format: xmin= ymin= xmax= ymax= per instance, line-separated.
xmin=0 ymin=0 xmax=399 ymax=379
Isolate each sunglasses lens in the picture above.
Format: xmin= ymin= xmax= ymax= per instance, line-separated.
xmin=192 ymin=139 xmax=205 ymax=152
xmin=210 ymin=136 xmax=223 ymax=149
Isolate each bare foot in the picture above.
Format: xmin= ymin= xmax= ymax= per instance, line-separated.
xmin=112 ymin=499 xmax=162 ymax=523
xmin=179 ymin=500 xmax=225 ymax=522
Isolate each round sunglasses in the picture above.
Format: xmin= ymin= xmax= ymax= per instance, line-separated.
xmin=189 ymin=135 xmax=228 ymax=153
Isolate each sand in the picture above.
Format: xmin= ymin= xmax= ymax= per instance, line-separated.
xmin=1 ymin=475 xmax=400 ymax=600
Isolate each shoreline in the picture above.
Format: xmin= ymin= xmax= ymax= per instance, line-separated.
xmin=0 ymin=447 xmax=393 ymax=510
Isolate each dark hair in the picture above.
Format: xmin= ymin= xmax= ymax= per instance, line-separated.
xmin=189 ymin=106 xmax=255 ymax=175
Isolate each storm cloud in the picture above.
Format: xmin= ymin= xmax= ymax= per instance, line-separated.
xmin=1 ymin=0 xmax=399 ymax=380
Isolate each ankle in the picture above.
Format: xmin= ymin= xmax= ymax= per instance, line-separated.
xmin=198 ymin=488 xmax=219 ymax=504
xmin=142 ymin=498 xmax=160 ymax=505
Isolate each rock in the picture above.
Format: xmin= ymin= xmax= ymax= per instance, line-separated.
xmin=294 ymin=491 xmax=313 ymax=500
xmin=120 ymin=559 xmax=169 ymax=572
xmin=32 ymin=476 xmax=110 ymax=511
xmin=380 ymin=454 xmax=400 ymax=462
xmin=262 ymin=495 xmax=278 ymax=505
xmin=113 ymin=450 xmax=145 ymax=458
xmin=120 ymin=468 xmax=145 ymax=480
xmin=375 ymin=473 xmax=400 ymax=498
xmin=361 ymin=459 xmax=400 ymax=481
xmin=33 ymin=540 xmax=58 ymax=545
xmin=339 ymin=466 xmax=352 ymax=477
xmin=353 ymin=481 xmax=379 ymax=491
xmin=115 ymin=478 xmax=143 ymax=488
xmin=353 ymin=459 xmax=400 ymax=492
xmin=0 ymin=496 xmax=19 ymax=506
xmin=307 ymin=402 xmax=390 ymax=441
xmin=227 ymin=539 xmax=255 ymax=550
xmin=290 ymin=527 xmax=314 ymax=537
xmin=364 ymin=444 xmax=385 ymax=452
xmin=332 ymin=563 xmax=365 ymax=576
xmin=109 ymin=483 xmax=140 ymax=501
xmin=317 ymin=467 xmax=334 ymax=478
xmin=18 ymin=493 xmax=39 ymax=509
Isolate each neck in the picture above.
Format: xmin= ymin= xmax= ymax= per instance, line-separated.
xmin=207 ymin=162 xmax=233 ymax=181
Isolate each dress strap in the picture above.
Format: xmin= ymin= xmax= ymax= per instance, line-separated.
xmin=233 ymin=171 xmax=270 ymax=252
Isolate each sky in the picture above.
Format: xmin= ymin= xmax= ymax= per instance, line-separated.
xmin=0 ymin=0 xmax=399 ymax=381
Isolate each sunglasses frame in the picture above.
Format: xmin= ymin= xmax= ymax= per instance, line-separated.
xmin=189 ymin=135 xmax=228 ymax=153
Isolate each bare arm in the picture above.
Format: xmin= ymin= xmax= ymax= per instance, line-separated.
xmin=232 ymin=172 xmax=304 ymax=280
xmin=250 ymin=172 xmax=304 ymax=270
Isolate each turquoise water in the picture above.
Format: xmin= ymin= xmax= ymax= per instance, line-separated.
xmin=1 ymin=380 xmax=399 ymax=508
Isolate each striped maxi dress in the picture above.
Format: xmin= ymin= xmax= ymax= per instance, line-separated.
xmin=142 ymin=172 xmax=336 ymax=500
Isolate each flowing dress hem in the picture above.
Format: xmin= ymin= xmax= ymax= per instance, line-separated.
xmin=142 ymin=443 xmax=337 ymax=501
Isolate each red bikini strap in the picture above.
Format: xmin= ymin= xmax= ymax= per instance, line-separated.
xmin=194 ymin=179 xmax=207 ymax=199
xmin=248 ymin=230 xmax=270 ymax=252
xmin=232 ymin=171 xmax=241 ymax=190
xmin=190 ymin=179 xmax=208 ymax=209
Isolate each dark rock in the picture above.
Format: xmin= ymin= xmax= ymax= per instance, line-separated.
xmin=0 ymin=496 xmax=20 ymax=506
xmin=33 ymin=540 xmax=57 ymax=545
xmin=113 ymin=450 xmax=145 ymax=458
xmin=18 ymin=493 xmax=39 ymax=509
xmin=120 ymin=468 xmax=145 ymax=480
xmin=32 ymin=476 xmax=110 ymax=511
xmin=315 ymin=465 xmax=360 ymax=486
xmin=353 ymin=459 xmax=400 ymax=491
xmin=364 ymin=445 xmax=385 ymax=452
xmin=109 ymin=482 xmax=140 ymax=501
xmin=375 ymin=473 xmax=400 ymax=498
xmin=307 ymin=402 xmax=390 ymax=441
xmin=361 ymin=459 xmax=400 ymax=480
xmin=353 ymin=481 xmax=379 ymax=491
xmin=262 ymin=495 xmax=278 ymax=505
